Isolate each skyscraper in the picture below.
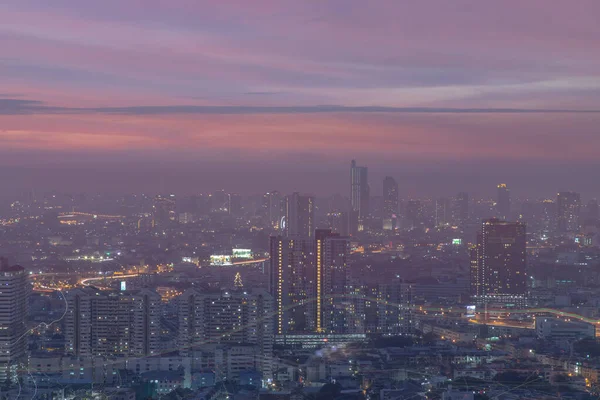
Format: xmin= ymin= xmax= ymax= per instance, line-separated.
xmin=350 ymin=160 xmax=369 ymax=231
xmin=556 ymin=191 xmax=581 ymax=234
xmin=453 ymin=192 xmax=469 ymax=225
xmin=269 ymin=236 xmax=315 ymax=334
xmin=0 ymin=261 xmax=29 ymax=383
xmin=373 ymin=279 xmax=413 ymax=335
xmin=470 ymin=219 xmax=527 ymax=299
xmin=227 ymin=193 xmax=242 ymax=216
xmin=315 ymin=229 xmax=351 ymax=333
xmin=285 ymin=192 xmax=314 ymax=237
xmin=496 ymin=184 xmax=510 ymax=220
xmin=263 ymin=191 xmax=284 ymax=230
xmin=383 ymin=176 xmax=398 ymax=230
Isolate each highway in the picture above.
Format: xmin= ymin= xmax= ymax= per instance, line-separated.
xmin=79 ymin=273 xmax=139 ymax=287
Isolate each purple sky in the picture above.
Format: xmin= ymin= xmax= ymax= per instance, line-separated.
xmin=1 ymin=1 xmax=599 ymax=198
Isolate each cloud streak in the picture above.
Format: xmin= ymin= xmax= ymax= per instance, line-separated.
xmin=1 ymin=98 xmax=599 ymax=116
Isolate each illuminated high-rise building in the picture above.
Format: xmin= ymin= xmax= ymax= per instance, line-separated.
xmin=0 ymin=260 xmax=29 ymax=384
xmin=177 ymin=288 xmax=273 ymax=378
xmin=383 ymin=176 xmax=398 ymax=230
xmin=269 ymin=236 xmax=315 ymax=334
xmin=350 ymin=160 xmax=369 ymax=231
xmin=497 ymin=183 xmax=511 ymax=219
xmin=470 ymin=219 xmax=526 ymax=298
xmin=557 ymin=191 xmax=581 ymax=234
xmin=315 ymin=229 xmax=351 ymax=333
xmin=372 ymin=280 xmax=413 ymax=335
xmin=285 ymin=193 xmax=314 ymax=237
xmin=65 ymin=288 xmax=161 ymax=358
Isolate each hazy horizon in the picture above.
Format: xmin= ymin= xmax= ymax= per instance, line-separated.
xmin=2 ymin=1 xmax=600 ymax=199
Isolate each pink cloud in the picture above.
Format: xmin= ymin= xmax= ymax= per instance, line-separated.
xmin=0 ymin=0 xmax=598 ymax=165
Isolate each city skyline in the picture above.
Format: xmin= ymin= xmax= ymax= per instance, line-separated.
xmin=3 ymin=2 xmax=600 ymax=398
xmin=2 ymin=159 xmax=600 ymax=201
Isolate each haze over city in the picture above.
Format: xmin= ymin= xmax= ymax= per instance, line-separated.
xmin=2 ymin=2 xmax=600 ymax=400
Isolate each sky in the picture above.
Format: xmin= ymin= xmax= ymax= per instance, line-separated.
xmin=1 ymin=1 xmax=600 ymax=198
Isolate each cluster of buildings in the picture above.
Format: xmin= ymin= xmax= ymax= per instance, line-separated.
xmin=1 ymin=160 xmax=600 ymax=398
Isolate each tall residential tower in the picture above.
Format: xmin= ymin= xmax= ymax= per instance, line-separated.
xmin=285 ymin=193 xmax=315 ymax=238
xmin=470 ymin=219 xmax=527 ymax=301
xmin=383 ymin=176 xmax=398 ymax=230
xmin=497 ymin=184 xmax=511 ymax=220
xmin=350 ymin=160 xmax=369 ymax=232
xmin=557 ymin=191 xmax=581 ymax=234
xmin=0 ymin=260 xmax=29 ymax=384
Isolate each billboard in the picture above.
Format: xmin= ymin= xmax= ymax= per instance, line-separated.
xmin=232 ymin=249 xmax=253 ymax=259
xmin=465 ymin=305 xmax=476 ymax=318
xmin=210 ymin=255 xmax=233 ymax=266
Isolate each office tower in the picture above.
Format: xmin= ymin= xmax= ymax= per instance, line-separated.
xmin=227 ymin=193 xmax=242 ymax=216
xmin=263 ymin=191 xmax=284 ymax=230
xmin=404 ymin=200 xmax=424 ymax=230
xmin=269 ymin=236 xmax=315 ymax=334
xmin=556 ymin=191 xmax=581 ymax=234
xmin=315 ymin=229 xmax=351 ymax=333
xmin=152 ymin=194 xmax=176 ymax=227
xmin=383 ymin=176 xmax=399 ymax=230
xmin=65 ymin=288 xmax=161 ymax=357
xmin=350 ymin=160 xmax=369 ymax=231
xmin=470 ymin=219 xmax=527 ymax=298
xmin=0 ymin=261 xmax=29 ymax=384
xmin=453 ymin=192 xmax=469 ymax=225
xmin=177 ymin=288 xmax=273 ymax=377
xmin=285 ymin=192 xmax=314 ymax=237
xmin=540 ymin=199 xmax=555 ymax=237
xmin=435 ymin=197 xmax=451 ymax=227
xmin=496 ymin=184 xmax=511 ymax=219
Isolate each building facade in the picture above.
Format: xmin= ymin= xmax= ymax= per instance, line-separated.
xmin=0 ymin=261 xmax=29 ymax=383
xmin=65 ymin=288 xmax=161 ymax=358
xmin=470 ymin=219 xmax=527 ymax=300
xmin=350 ymin=160 xmax=369 ymax=232
xmin=285 ymin=192 xmax=315 ymax=238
